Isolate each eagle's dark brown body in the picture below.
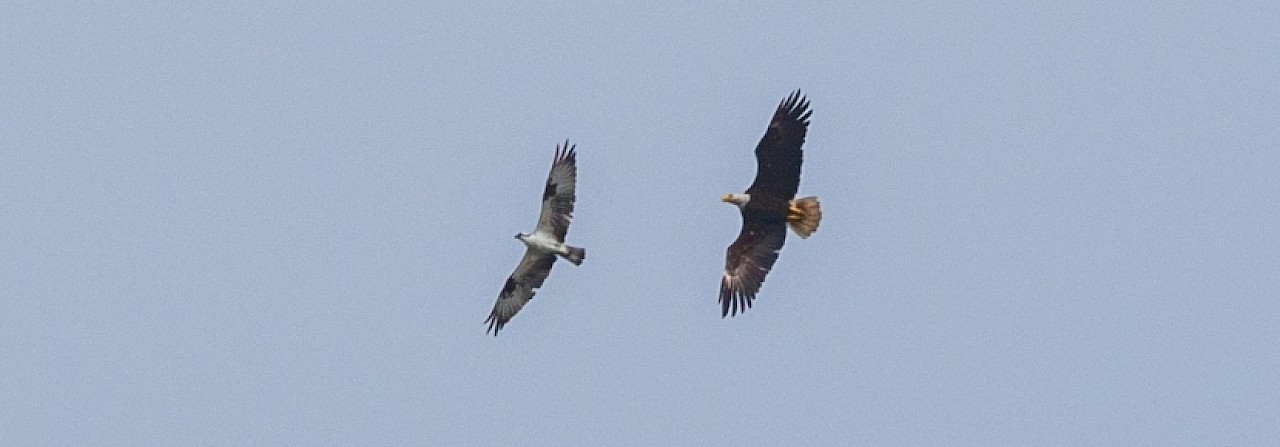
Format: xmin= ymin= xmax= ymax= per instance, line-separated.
xmin=719 ymin=91 xmax=822 ymax=317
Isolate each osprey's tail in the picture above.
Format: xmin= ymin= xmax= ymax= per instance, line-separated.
xmin=787 ymin=196 xmax=822 ymax=239
xmin=560 ymin=245 xmax=586 ymax=266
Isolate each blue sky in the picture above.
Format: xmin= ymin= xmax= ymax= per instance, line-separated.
xmin=3 ymin=2 xmax=1278 ymax=445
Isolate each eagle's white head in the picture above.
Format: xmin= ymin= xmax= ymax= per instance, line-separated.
xmin=721 ymin=193 xmax=751 ymax=209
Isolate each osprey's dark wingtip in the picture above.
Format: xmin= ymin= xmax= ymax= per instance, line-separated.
xmin=555 ymin=139 xmax=576 ymax=163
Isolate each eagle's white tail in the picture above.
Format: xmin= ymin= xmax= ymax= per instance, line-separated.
xmin=787 ymin=196 xmax=822 ymax=238
xmin=561 ymin=245 xmax=586 ymax=265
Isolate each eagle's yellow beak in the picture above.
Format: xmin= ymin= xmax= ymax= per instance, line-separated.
xmin=720 ymin=194 xmax=733 ymax=203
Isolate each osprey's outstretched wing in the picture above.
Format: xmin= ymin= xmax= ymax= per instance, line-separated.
xmin=486 ymin=250 xmax=557 ymax=335
xmin=745 ymin=91 xmax=810 ymax=201
xmin=534 ymin=141 xmax=577 ymax=241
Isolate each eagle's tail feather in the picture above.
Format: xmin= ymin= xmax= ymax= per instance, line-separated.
xmin=787 ymin=196 xmax=822 ymax=238
xmin=561 ymin=245 xmax=586 ymax=265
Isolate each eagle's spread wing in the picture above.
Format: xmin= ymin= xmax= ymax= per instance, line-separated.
xmin=720 ymin=218 xmax=787 ymax=317
xmin=535 ymin=141 xmax=577 ymax=241
xmin=745 ymin=91 xmax=811 ymax=200
xmin=486 ymin=249 xmax=557 ymax=335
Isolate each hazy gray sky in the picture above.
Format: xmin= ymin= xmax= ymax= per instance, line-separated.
xmin=3 ymin=2 xmax=1278 ymax=445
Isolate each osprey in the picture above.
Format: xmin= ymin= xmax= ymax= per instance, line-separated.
xmin=719 ymin=91 xmax=822 ymax=317
xmin=485 ymin=141 xmax=586 ymax=335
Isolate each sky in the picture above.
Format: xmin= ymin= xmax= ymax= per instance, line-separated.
xmin=2 ymin=2 xmax=1278 ymax=445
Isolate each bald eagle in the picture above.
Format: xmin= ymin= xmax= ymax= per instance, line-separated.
xmin=486 ymin=141 xmax=585 ymax=335
xmin=719 ymin=91 xmax=822 ymax=317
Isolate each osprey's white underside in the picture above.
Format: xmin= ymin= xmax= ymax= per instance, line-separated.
xmin=520 ymin=230 xmax=570 ymax=256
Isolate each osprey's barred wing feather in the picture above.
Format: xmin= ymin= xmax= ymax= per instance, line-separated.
xmin=720 ymin=219 xmax=786 ymax=317
xmin=536 ymin=141 xmax=577 ymax=241
xmin=486 ymin=250 xmax=557 ymax=335
xmin=746 ymin=91 xmax=811 ymax=200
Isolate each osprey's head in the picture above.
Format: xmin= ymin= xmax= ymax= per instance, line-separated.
xmin=721 ymin=193 xmax=750 ymax=208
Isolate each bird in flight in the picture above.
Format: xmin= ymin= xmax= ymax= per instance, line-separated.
xmin=719 ymin=91 xmax=822 ymax=317
xmin=486 ymin=141 xmax=586 ymax=335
